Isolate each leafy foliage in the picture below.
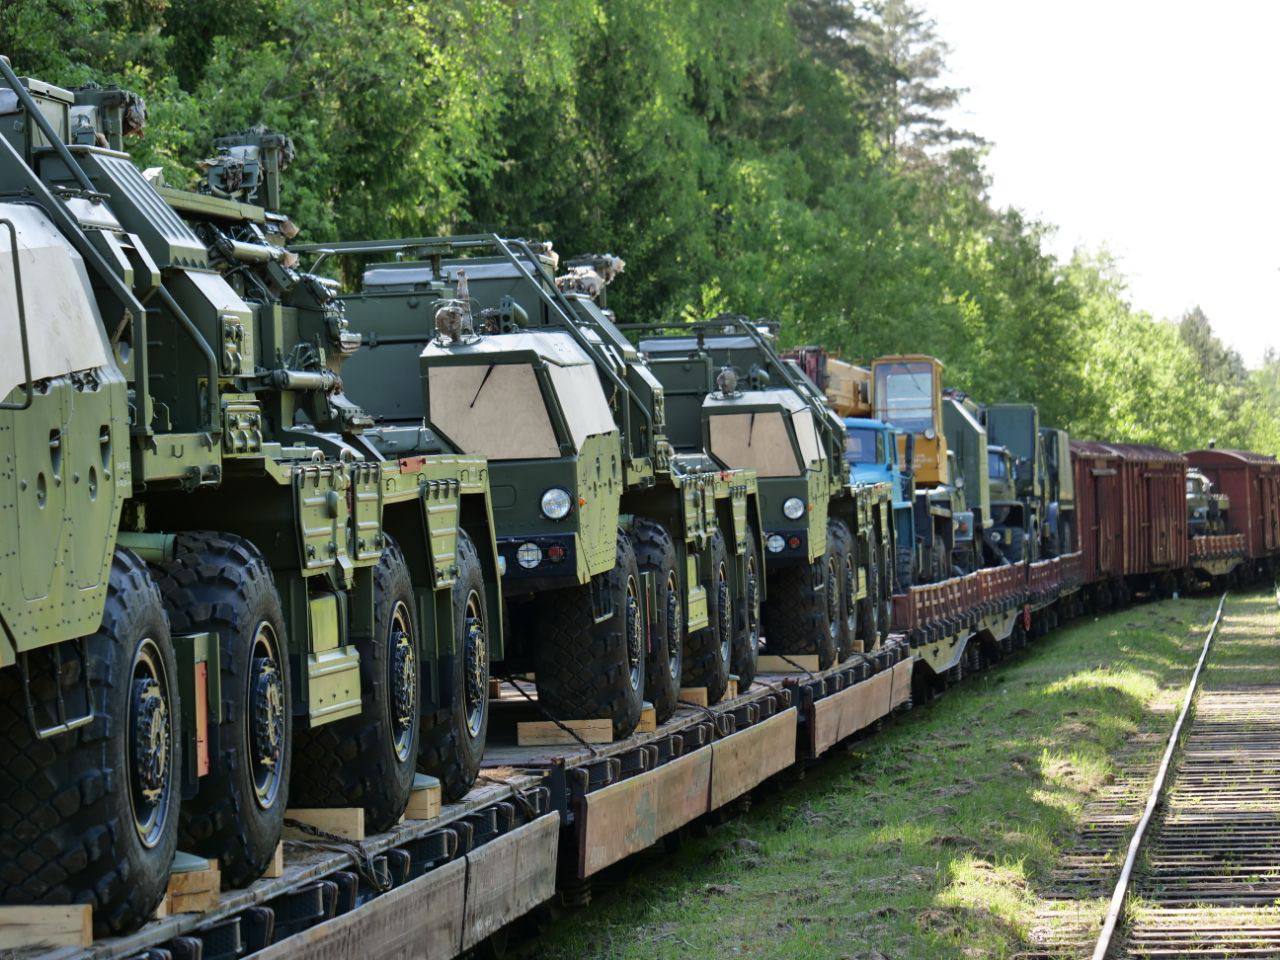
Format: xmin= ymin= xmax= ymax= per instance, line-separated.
xmin=2 ymin=0 xmax=1273 ymax=452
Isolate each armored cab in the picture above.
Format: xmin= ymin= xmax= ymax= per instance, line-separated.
xmin=303 ymin=235 xmax=763 ymax=729
xmin=0 ymin=62 xmax=502 ymax=934
xmin=634 ymin=319 xmax=896 ymax=669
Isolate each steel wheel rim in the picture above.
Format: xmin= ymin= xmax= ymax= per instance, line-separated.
xmin=665 ymin=571 xmax=682 ymax=681
xmin=248 ymin=621 xmax=286 ymax=810
xmin=128 ymin=637 xmax=175 ymax=848
xmin=844 ymin=555 xmax=857 ymax=632
xmin=716 ymin=561 xmax=731 ymax=664
xmin=388 ymin=600 xmax=417 ymax=763
xmin=463 ymin=590 xmax=488 ymax=738
xmin=625 ymin=574 xmax=644 ymax=691
xmin=826 ymin=556 xmax=840 ymax=640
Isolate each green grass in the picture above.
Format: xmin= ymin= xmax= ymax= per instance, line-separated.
xmin=538 ymin=594 xmax=1231 ymax=960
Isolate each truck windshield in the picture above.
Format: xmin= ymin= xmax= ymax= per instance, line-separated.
xmin=988 ymin=450 xmax=1008 ymax=480
xmin=844 ymin=427 xmax=883 ymax=465
xmin=428 ymin=362 xmax=561 ymax=460
xmin=874 ymin=362 xmax=933 ymax=433
xmin=708 ymin=411 xmax=802 ymax=477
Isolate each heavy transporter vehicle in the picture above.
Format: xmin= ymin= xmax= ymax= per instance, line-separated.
xmin=628 ymin=318 xmax=896 ymax=670
xmin=290 ymin=237 xmax=765 ymax=729
xmin=0 ymin=61 xmax=503 ymax=933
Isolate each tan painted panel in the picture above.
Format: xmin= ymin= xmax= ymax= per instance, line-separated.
xmin=545 ymin=361 xmax=617 ymax=450
xmin=462 ymin=812 xmax=560 ymax=950
xmin=708 ymin=411 xmax=800 ymax=478
xmin=889 ymin=659 xmax=914 ymax=709
xmin=0 ymin=204 xmax=111 ymax=399
xmin=429 ymin=363 xmax=559 ymax=460
xmin=810 ymin=670 xmax=895 ymax=756
xmin=579 ymin=747 xmax=712 ymax=877
xmin=252 ymin=856 xmax=466 ymax=960
xmin=709 ymin=708 xmax=798 ymax=809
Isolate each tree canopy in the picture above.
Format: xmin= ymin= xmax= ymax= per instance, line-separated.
xmin=2 ymin=0 xmax=1273 ymax=452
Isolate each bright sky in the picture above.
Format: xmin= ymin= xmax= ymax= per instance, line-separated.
xmin=928 ymin=0 xmax=1280 ymax=367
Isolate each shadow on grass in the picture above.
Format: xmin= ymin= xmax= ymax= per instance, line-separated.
xmin=534 ymin=594 xmax=1233 ymax=960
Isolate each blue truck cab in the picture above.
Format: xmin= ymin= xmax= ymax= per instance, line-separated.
xmin=844 ymin=417 xmax=917 ymax=589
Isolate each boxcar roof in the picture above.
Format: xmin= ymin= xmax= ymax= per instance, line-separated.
xmin=1185 ymin=448 xmax=1279 ymax=465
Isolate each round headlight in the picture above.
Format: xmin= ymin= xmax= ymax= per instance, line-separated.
xmin=766 ymin=533 xmax=786 ymax=554
xmin=782 ymin=497 xmax=805 ymax=521
xmin=924 ymin=427 xmax=937 ymax=441
xmin=516 ymin=542 xmax=542 ymax=569
xmin=541 ymin=487 xmax=572 ymax=520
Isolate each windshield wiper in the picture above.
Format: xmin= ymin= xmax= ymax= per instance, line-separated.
xmin=747 ymin=412 xmax=756 ymax=447
xmin=469 ymin=364 xmax=496 ymax=408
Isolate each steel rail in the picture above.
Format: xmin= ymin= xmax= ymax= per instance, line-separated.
xmin=1089 ymin=590 xmax=1228 ymax=960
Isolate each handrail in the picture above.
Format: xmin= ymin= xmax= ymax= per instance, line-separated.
xmin=0 ymin=218 xmax=33 ymax=410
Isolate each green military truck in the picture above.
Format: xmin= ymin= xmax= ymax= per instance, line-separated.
xmin=294 ymin=236 xmax=764 ymax=730
xmin=0 ymin=63 xmax=502 ymax=933
xmin=630 ymin=318 xmax=896 ymax=669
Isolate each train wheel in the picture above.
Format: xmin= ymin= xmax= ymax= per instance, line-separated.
xmin=731 ymin=532 xmax=762 ymax=690
xmin=0 ymin=548 xmax=179 ymax=934
xmin=536 ymin=531 xmax=645 ymax=738
xmin=632 ymin=518 xmax=684 ymax=723
xmin=156 ymin=532 xmax=290 ymax=888
xmin=292 ymin=537 xmax=421 ymax=828
xmin=420 ymin=530 xmax=492 ymax=800
xmin=684 ymin=529 xmax=733 ymax=703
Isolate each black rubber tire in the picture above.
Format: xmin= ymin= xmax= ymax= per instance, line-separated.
xmin=824 ymin=522 xmax=855 ymax=665
xmin=419 ymin=529 xmax=492 ymax=801
xmin=762 ymin=556 xmax=839 ymax=670
xmin=861 ymin=539 xmax=886 ymax=654
xmin=632 ymin=518 xmax=683 ymax=723
xmin=291 ymin=538 xmax=420 ymax=831
xmin=535 ymin=531 xmax=645 ymax=738
xmin=684 ymin=529 xmax=733 ymax=704
xmin=829 ymin=521 xmax=856 ymax=661
xmin=0 ymin=548 xmax=179 ymax=935
xmin=731 ymin=532 xmax=762 ymax=690
xmin=154 ymin=532 xmax=290 ymax=889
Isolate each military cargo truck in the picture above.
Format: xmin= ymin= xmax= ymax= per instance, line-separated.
xmin=293 ymin=236 xmax=763 ymax=729
xmin=631 ymin=319 xmax=895 ymax=669
xmin=1040 ymin=426 xmax=1076 ymax=556
xmin=1186 ymin=468 xmax=1229 ymax=536
xmin=0 ymin=62 xmax=501 ymax=933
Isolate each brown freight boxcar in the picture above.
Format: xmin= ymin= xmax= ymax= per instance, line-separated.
xmin=1071 ymin=441 xmax=1124 ymax=605
xmin=1110 ymin=443 xmax=1188 ymax=592
xmin=1184 ymin=448 xmax=1280 ymax=565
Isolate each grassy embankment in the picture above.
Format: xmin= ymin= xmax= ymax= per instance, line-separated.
xmin=538 ymin=594 xmax=1230 ymax=960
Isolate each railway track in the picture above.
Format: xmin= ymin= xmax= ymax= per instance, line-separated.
xmin=1035 ymin=590 xmax=1280 ymax=959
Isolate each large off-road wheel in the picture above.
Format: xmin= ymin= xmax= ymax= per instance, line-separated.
xmin=684 ymin=529 xmax=733 ymax=704
xmin=0 ymin=549 xmax=180 ymax=935
xmin=762 ymin=556 xmax=839 ymax=670
xmin=861 ymin=545 xmax=884 ymax=653
xmin=829 ymin=521 xmax=857 ymax=660
xmin=731 ymin=533 xmax=762 ymax=690
xmin=291 ymin=538 xmax=420 ymax=830
xmin=535 ymin=531 xmax=646 ymax=738
xmin=419 ymin=530 xmax=491 ymax=801
xmin=632 ymin=518 xmax=684 ymax=722
xmin=154 ymin=532 xmax=290 ymax=888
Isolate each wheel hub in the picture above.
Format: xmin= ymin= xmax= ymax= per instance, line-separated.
xmin=666 ymin=582 xmax=682 ymax=679
xmin=464 ymin=592 xmax=487 ymax=738
xmin=250 ymin=653 xmax=284 ymax=807
xmin=717 ymin=567 xmax=731 ymax=662
xmin=390 ymin=613 xmax=417 ymax=760
xmin=132 ymin=678 xmax=170 ymax=802
xmin=626 ymin=580 xmax=643 ymax=690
